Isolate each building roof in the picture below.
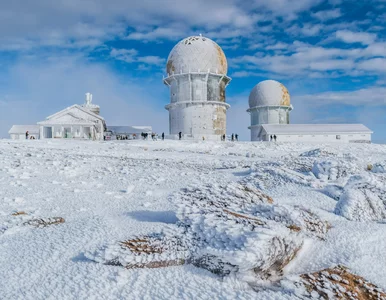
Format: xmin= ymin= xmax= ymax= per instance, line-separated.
xmin=45 ymin=104 xmax=104 ymax=121
xmin=8 ymin=125 xmax=40 ymax=134
xmin=249 ymin=80 xmax=290 ymax=108
xmin=261 ymin=124 xmax=373 ymax=134
xmin=166 ymin=36 xmax=227 ymax=75
xmin=107 ymin=126 xmax=152 ymax=134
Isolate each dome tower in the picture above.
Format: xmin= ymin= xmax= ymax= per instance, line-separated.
xmin=163 ymin=35 xmax=231 ymax=140
xmin=247 ymin=80 xmax=293 ymax=141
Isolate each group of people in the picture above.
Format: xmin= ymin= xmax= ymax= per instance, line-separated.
xmin=220 ymin=133 xmax=239 ymax=141
xmin=141 ymin=132 xmax=165 ymax=141
xmin=270 ymin=135 xmax=277 ymax=142
xmin=25 ymin=131 xmax=35 ymax=140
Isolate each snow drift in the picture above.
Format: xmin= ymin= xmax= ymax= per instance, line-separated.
xmin=87 ymin=181 xmax=330 ymax=283
xmin=335 ymin=175 xmax=386 ymax=221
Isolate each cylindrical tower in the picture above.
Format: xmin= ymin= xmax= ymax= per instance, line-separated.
xmin=164 ymin=35 xmax=231 ymax=140
xmin=247 ymin=80 xmax=293 ymax=141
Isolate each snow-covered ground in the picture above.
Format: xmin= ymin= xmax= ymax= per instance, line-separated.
xmin=0 ymin=139 xmax=386 ymax=299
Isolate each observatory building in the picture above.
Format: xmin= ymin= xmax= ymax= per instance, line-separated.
xmin=248 ymin=80 xmax=372 ymax=143
xmin=163 ymin=35 xmax=231 ymax=140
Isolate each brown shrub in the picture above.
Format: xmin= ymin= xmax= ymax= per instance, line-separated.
xmin=301 ymin=265 xmax=386 ymax=300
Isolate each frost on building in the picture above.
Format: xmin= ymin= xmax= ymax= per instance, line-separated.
xmin=8 ymin=125 xmax=40 ymax=140
xmin=106 ymin=126 xmax=152 ymax=139
xmin=163 ymin=35 xmax=231 ymax=140
xmin=37 ymin=93 xmax=106 ymax=140
xmin=248 ymin=80 xmax=373 ymax=143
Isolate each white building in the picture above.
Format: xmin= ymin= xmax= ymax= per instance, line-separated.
xmin=37 ymin=104 xmax=106 ymax=140
xmin=248 ymin=80 xmax=372 ymax=143
xmin=20 ymin=93 xmax=106 ymax=141
xmin=258 ymin=124 xmax=372 ymax=143
xmin=106 ymin=126 xmax=152 ymax=139
xmin=164 ymin=35 xmax=231 ymax=140
xmin=8 ymin=125 xmax=40 ymax=140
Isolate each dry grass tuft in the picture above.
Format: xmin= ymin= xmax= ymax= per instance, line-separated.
xmin=12 ymin=211 xmax=28 ymax=216
xmin=24 ymin=217 xmax=65 ymax=228
xmin=301 ymin=265 xmax=386 ymax=299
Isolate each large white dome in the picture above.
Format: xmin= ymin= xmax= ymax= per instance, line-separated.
xmin=249 ymin=80 xmax=290 ymax=108
xmin=166 ymin=36 xmax=227 ymax=75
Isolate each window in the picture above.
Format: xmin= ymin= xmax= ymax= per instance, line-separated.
xmin=336 ymin=135 xmax=341 ymax=139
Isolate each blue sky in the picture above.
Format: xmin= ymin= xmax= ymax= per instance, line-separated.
xmin=0 ymin=0 xmax=385 ymax=142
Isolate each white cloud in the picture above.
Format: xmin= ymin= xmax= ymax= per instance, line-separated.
xmin=110 ymin=48 xmax=164 ymax=66
xmin=357 ymin=58 xmax=386 ymax=73
xmin=252 ymin=0 xmax=322 ymax=18
xmin=126 ymin=26 xmax=188 ymax=41
xmin=313 ymin=8 xmax=342 ymax=21
xmin=335 ymin=30 xmax=377 ymax=45
xmin=294 ymin=86 xmax=386 ymax=106
xmin=0 ymin=56 xmax=169 ymax=138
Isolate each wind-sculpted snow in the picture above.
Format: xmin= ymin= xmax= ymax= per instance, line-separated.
xmin=247 ymin=164 xmax=313 ymax=190
xmin=1 ymin=140 xmax=386 ymax=299
xmin=89 ymin=181 xmax=333 ymax=284
xmin=86 ymin=230 xmax=190 ymax=269
xmin=335 ymin=175 xmax=386 ymax=221
xmin=370 ymin=162 xmax=386 ymax=173
xmin=300 ymin=147 xmax=338 ymax=158
xmin=0 ymin=211 xmax=65 ymax=234
xmin=312 ymin=159 xmax=361 ymax=182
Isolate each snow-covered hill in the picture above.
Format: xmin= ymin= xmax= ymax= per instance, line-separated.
xmin=0 ymin=139 xmax=385 ymax=299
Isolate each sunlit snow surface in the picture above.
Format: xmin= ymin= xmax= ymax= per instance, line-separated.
xmin=0 ymin=139 xmax=385 ymax=299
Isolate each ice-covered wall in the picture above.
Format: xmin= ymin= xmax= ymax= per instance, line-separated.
xmin=249 ymin=107 xmax=292 ymax=141
xmin=252 ymin=127 xmax=372 ymax=143
xmin=165 ymin=73 xmax=230 ymax=139
xmin=164 ymin=36 xmax=231 ymax=140
xmin=248 ymin=81 xmax=292 ymax=141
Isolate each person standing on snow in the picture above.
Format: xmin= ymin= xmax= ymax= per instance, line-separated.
xmin=179 ymin=132 xmax=182 ymax=140
xmin=25 ymin=131 xmax=29 ymax=140
xmin=235 ymin=134 xmax=238 ymax=141
xmin=274 ymin=135 xmax=277 ymax=142
xmin=162 ymin=132 xmax=164 ymax=140
xmin=231 ymin=134 xmax=234 ymax=141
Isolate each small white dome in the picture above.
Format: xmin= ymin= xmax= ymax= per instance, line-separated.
xmin=166 ymin=36 xmax=227 ymax=75
xmin=249 ymin=80 xmax=290 ymax=108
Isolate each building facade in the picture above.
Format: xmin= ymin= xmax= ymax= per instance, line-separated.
xmin=8 ymin=125 xmax=40 ymax=140
xmin=164 ymin=35 xmax=231 ymax=140
xmin=248 ymin=80 xmax=373 ymax=143
xmin=37 ymin=104 xmax=106 ymax=140
xmin=259 ymin=124 xmax=372 ymax=143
